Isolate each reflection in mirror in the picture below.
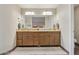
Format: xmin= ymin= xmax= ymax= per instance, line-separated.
xmin=32 ymin=17 xmax=45 ymax=28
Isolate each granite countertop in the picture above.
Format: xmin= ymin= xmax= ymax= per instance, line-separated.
xmin=16 ymin=29 xmax=60 ymax=32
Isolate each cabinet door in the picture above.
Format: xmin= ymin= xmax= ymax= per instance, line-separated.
xmin=17 ymin=32 xmax=23 ymax=40
xmin=39 ymin=36 xmax=45 ymax=45
xmin=23 ymin=32 xmax=33 ymax=46
xmin=16 ymin=32 xmax=23 ymax=46
xmin=17 ymin=40 xmax=23 ymax=46
xmin=33 ymin=32 xmax=39 ymax=46
xmin=43 ymin=32 xmax=50 ymax=45
xmin=54 ymin=32 xmax=60 ymax=45
xmin=43 ymin=36 xmax=50 ymax=45
xmin=39 ymin=32 xmax=50 ymax=45
xmin=50 ymin=32 xmax=55 ymax=45
xmin=39 ymin=32 xmax=44 ymax=45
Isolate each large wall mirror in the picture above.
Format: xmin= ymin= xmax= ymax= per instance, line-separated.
xmin=20 ymin=8 xmax=56 ymax=29
xmin=24 ymin=16 xmax=54 ymax=29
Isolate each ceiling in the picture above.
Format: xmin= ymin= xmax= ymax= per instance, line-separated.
xmin=19 ymin=4 xmax=59 ymax=9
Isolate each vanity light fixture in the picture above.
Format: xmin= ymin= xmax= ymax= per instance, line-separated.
xmin=25 ymin=12 xmax=35 ymax=15
xmin=42 ymin=11 xmax=53 ymax=15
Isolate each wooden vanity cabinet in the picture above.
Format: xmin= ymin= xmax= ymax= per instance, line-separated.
xmin=16 ymin=31 xmax=61 ymax=46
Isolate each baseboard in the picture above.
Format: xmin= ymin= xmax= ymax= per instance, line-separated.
xmin=60 ymin=46 xmax=69 ymax=55
xmin=0 ymin=47 xmax=16 ymax=55
xmin=39 ymin=45 xmax=60 ymax=47
xmin=17 ymin=45 xmax=60 ymax=47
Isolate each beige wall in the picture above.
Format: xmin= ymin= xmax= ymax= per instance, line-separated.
xmin=56 ymin=4 xmax=74 ymax=54
xmin=74 ymin=6 xmax=79 ymax=44
xmin=0 ymin=5 xmax=21 ymax=54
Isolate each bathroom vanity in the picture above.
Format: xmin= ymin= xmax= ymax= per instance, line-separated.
xmin=16 ymin=30 xmax=61 ymax=47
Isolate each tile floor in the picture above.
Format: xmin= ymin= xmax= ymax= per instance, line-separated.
xmin=8 ymin=47 xmax=67 ymax=55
